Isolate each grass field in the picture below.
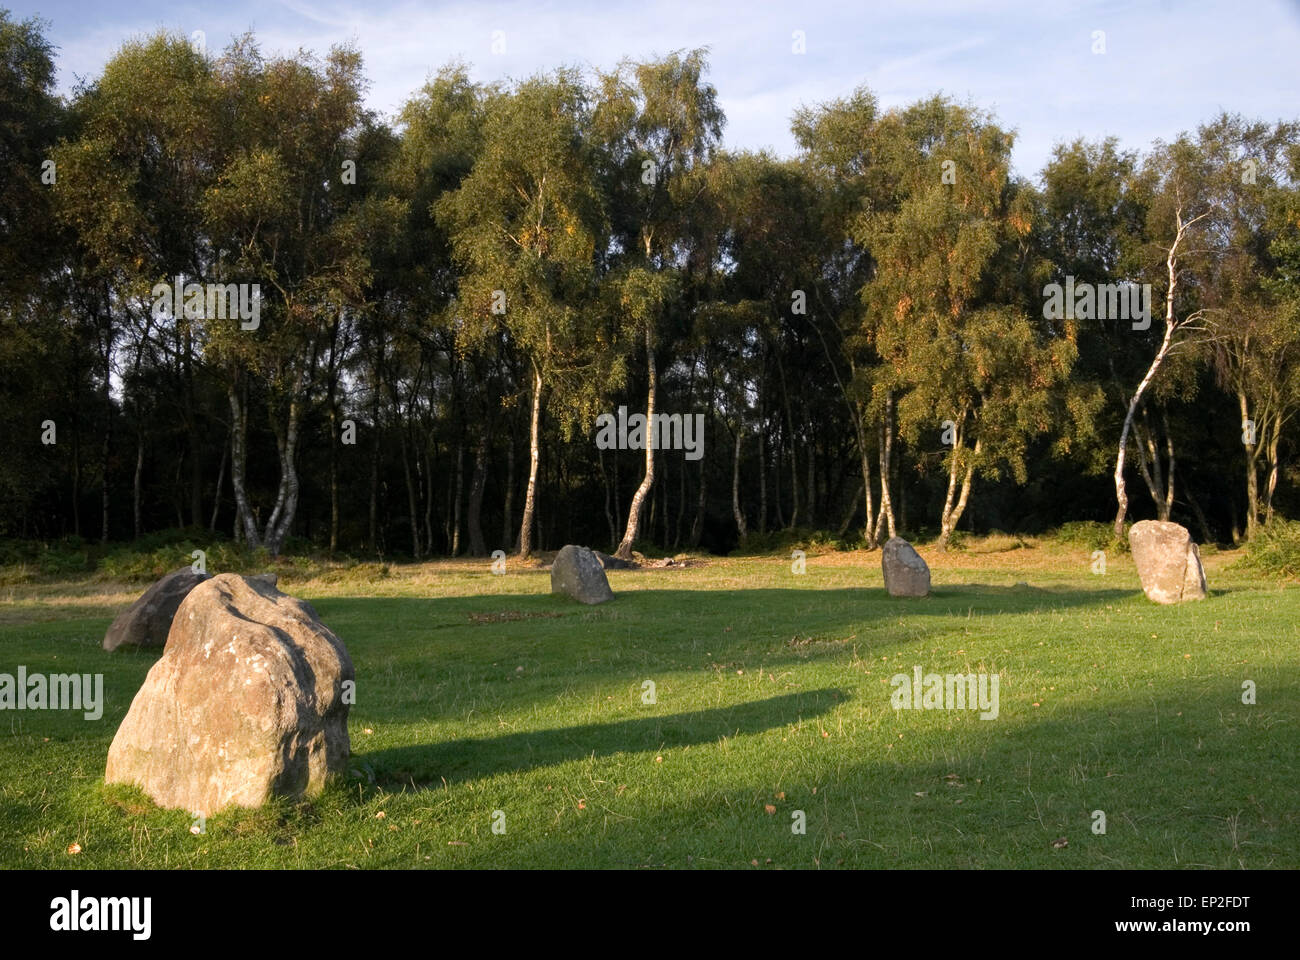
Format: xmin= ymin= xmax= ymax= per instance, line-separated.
xmin=1 ymin=538 xmax=1296 ymax=869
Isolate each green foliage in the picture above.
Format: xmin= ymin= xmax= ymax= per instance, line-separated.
xmin=1239 ymin=519 xmax=1300 ymax=579
xmin=1054 ymin=521 xmax=1116 ymax=552
xmin=732 ymin=527 xmax=849 ymax=555
xmin=0 ymin=537 xmax=93 ymax=581
xmin=97 ymin=538 xmax=273 ymax=583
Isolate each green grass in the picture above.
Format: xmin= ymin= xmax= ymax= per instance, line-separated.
xmin=1 ymin=540 xmax=1296 ymax=869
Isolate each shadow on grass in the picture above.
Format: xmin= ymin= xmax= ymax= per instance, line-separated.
xmin=305 ymin=584 xmax=1168 ymax=725
xmin=395 ymin=678 xmax=1297 ymax=869
xmin=312 ymin=584 xmax=1146 ymax=632
xmin=359 ymin=687 xmax=845 ymax=789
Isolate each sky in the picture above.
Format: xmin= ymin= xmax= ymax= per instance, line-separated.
xmin=8 ymin=0 xmax=1300 ymax=179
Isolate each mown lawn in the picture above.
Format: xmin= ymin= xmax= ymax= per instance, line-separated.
xmin=1 ymin=540 xmax=1296 ymax=869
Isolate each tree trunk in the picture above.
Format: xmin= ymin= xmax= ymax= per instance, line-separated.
xmin=691 ymin=447 xmax=707 ymax=548
xmin=1131 ymin=407 xmax=1175 ymax=522
xmin=425 ymin=445 xmax=435 ymax=555
xmin=399 ymin=424 xmax=420 ymax=559
xmin=1114 ymin=329 xmax=1176 ymax=538
xmin=838 ymin=481 xmax=864 ymax=537
xmin=1185 ymin=483 xmax=1215 ymax=544
xmin=100 ymin=378 xmax=111 ymax=544
xmin=518 ymin=366 xmax=542 ymax=559
xmin=173 ymin=452 xmax=184 ymax=528
xmin=780 ymin=359 xmax=799 ymax=528
xmin=133 ymin=428 xmax=144 ymax=539
xmin=451 ymin=440 xmax=465 ymax=556
xmin=1265 ymin=412 xmax=1281 ymax=524
xmin=616 ymin=326 xmax=657 ymax=559
xmin=1239 ymin=391 xmax=1261 ymax=537
xmin=731 ymin=425 xmax=747 ymax=542
xmin=184 ymin=323 xmax=203 ymax=528
xmin=262 ymin=388 xmax=304 ymax=557
xmin=674 ymin=452 xmax=686 ymax=549
xmin=856 ymin=402 xmax=875 ymax=549
xmin=467 ymin=429 xmax=488 ymax=556
xmin=874 ymin=394 xmax=897 ymax=544
xmin=897 ymin=452 xmax=907 ymax=534
xmin=227 ymin=377 xmax=260 ymax=548
xmin=599 ymin=448 xmax=616 ymax=549
xmin=1161 ymin=409 xmax=1175 ymax=521
xmin=368 ymin=356 xmax=382 ymax=554
xmin=71 ymin=403 xmax=80 ymax=538
xmin=806 ymin=438 xmax=816 ymax=529
xmin=209 ymin=432 xmax=227 ymax=532
xmin=327 ymin=382 xmax=340 ymax=558
xmin=1113 ymin=207 xmax=1195 ymax=538
xmin=503 ymin=436 xmax=515 ymax=551
xmin=939 ymin=435 xmax=980 ymax=549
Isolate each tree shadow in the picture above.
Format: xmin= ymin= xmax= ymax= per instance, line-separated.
xmin=358 ymin=687 xmax=845 ymax=789
xmin=307 ymin=584 xmax=1166 ymax=724
xmin=382 ymin=676 xmax=1297 ymax=869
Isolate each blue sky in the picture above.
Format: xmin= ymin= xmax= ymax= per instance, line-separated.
xmin=9 ymin=0 xmax=1300 ymax=179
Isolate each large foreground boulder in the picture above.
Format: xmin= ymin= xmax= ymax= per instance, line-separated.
xmin=103 ymin=567 xmax=209 ymax=652
xmin=1128 ymin=520 xmax=1207 ymax=604
xmin=551 ymin=545 xmax=615 ymax=604
xmin=882 ymin=537 xmax=930 ymax=597
xmin=105 ymin=573 xmax=354 ymax=815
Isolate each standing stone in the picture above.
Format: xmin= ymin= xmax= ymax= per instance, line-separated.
xmin=1128 ymin=520 xmax=1207 ymax=604
xmin=551 ymin=545 xmax=615 ymax=604
xmin=105 ymin=573 xmax=354 ymax=816
xmin=103 ymin=567 xmax=209 ymax=652
xmin=882 ymin=537 xmax=930 ymax=597
xmin=593 ymin=550 xmax=636 ymax=570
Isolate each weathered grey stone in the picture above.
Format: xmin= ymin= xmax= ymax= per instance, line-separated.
xmin=105 ymin=573 xmax=354 ymax=815
xmin=882 ymin=537 xmax=930 ymax=597
xmin=1128 ymin=520 xmax=1207 ymax=604
xmin=593 ymin=550 xmax=636 ymax=570
xmin=551 ymin=545 xmax=615 ymax=604
xmin=103 ymin=567 xmax=209 ymax=652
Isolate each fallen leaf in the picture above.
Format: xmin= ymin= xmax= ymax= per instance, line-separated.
xmin=1051 ymin=837 xmax=1068 ymax=849
xmin=66 ymin=843 xmax=82 ymax=855
xmin=764 ymin=804 xmax=776 ymax=815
